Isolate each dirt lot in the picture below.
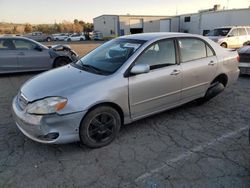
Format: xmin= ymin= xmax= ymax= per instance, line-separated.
xmin=0 ymin=42 xmax=249 ymax=187
xmin=42 ymin=41 xmax=104 ymax=57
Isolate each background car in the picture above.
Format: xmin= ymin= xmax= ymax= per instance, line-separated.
xmin=206 ymin=26 xmax=250 ymax=48
xmin=0 ymin=36 xmax=78 ymax=73
xmin=64 ymin=33 xmax=86 ymax=42
xmin=238 ymin=42 xmax=250 ymax=75
xmin=24 ymin=32 xmax=53 ymax=42
xmin=53 ymin=33 xmax=69 ymax=41
xmin=12 ymin=33 xmax=239 ymax=148
xmin=91 ymin=31 xmax=103 ymax=40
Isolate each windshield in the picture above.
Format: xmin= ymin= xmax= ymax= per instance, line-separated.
xmin=75 ymin=39 xmax=145 ymax=75
xmin=206 ymin=28 xmax=231 ymax=36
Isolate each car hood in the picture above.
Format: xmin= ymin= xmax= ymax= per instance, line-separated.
xmin=238 ymin=45 xmax=250 ymax=54
xmin=21 ymin=65 xmax=105 ymax=102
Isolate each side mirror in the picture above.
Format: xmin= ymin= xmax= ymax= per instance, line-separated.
xmin=130 ymin=64 xmax=150 ymax=75
xmin=228 ymin=34 xmax=234 ymax=37
xmin=34 ymin=45 xmax=43 ymax=51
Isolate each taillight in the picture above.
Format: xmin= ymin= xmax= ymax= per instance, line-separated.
xmin=237 ymin=55 xmax=240 ymax=62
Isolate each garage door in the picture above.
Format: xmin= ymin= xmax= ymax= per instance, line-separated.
xmin=130 ymin=19 xmax=143 ymax=29
xmin=160 ymin=19 xmax=170 ymax=32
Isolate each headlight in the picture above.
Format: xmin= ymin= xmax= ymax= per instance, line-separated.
xmin=26 ymin=97 xmax=67 ymax=115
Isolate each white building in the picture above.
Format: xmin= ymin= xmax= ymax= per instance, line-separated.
xmin=93 ymin=15 xmax=170 ymax=37
xmin=179 ymin=7 xmax=250 ymax=35
xmin=93 ymin=6 xmax=250 ymax=37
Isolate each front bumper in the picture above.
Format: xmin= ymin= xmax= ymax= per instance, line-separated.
xmin=12 ymin=96 xmax=87 ymax=144
xmin=239 ymin=62 xmax=250 ymax=75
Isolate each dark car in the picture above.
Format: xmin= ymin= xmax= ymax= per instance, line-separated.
xmin=0 ymin=36 xmax=78 ymax=74
xmin=238 ymin=43 xmax=250 ymax=75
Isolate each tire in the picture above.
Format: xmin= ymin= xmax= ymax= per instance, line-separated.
xmin=220 ymin=43 xmax=227 ymax=48
xmin=67 ymin=38 xmax=71 ymax=42
xmin=79 ymin=106 xmax=121 ymax=148
xmin=243 ymin=41 xmax=250 ymax=46
xmin=46 ymin=37 xmax=52 ymax=42
xmin=196 ymin=81 xmax=225 ymax=105
xmin=80 ymin=38 xmax=84 ymax=41
xmin=53 ymin=57 xmax=71 ymax=68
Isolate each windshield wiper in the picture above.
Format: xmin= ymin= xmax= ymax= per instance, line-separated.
xmin=79 ymin=60 xmax=110 ymax=75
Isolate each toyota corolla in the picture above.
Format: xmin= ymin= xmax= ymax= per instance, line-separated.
xmin=12 ymin=33 xmax=239 ymax=148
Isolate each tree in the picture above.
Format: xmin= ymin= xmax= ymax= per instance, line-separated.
xmin=74 ymin=19 xmax=79 ymax=24
xmin=24 ymin=24 xmax=32 ymax=33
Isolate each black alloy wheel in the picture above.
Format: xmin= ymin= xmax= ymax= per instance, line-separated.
xmin=80 ymin=106 xmax=121 ymax=148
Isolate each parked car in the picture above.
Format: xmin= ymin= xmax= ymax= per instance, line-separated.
xmin=64 ymin=33 xmax=86 ymax=42
xmin=206 ymin=26 xmax=250 ymax=48
xmin=24 ymin=32 xmax=53 ymax=42
xmin=0 ymin=36 xmax=78 ymax=73
xmin=238 ymin=43 xmax=250 ymax=75
xmin=12 ymin=33 xmax=239 ymax=148
xmin=53 ymin=33 xmax=69 ymax=41
xmin=91 ymin=31 xmax=103 ymax=40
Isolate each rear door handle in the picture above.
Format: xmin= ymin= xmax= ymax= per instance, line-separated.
xmin=208 ymin=61 xmax=216 ymax=66
xmin=170 ymin=69 xmax=181 ymax=75
xmin=17 ymin=52 xmax=25 ymax=56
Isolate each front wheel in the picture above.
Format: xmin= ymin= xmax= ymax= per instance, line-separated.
xmin=79 ymin=106 xmax=121 ymax=148
xmin=220 ymin=43 xmax=227 ymax=48
xmin=46 ymin=37 xmax=52 ymax=42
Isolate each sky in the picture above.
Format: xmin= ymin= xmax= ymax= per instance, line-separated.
xmin=0 ymin=0 xmax=249 ymax=24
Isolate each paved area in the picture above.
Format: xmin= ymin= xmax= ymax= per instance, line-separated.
xmin=0 ymin=73 xmax=249 ymax=188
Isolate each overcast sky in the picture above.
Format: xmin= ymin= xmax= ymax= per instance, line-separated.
xmin=0 ymin=0 xmax=249 ymax=24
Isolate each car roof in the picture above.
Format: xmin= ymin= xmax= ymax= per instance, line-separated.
xmin=0 ymin=36 xmax=48 ymax=49
xmin=0 ymin=36 xmax=32 ymax=40
xmin=214 ymin=26 xmax=250 ymax=29
xmin=119 ymin=32 xmax=198 ymax=41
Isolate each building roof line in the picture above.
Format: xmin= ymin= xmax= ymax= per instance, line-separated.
xmin=93 ymin=14 xmax=170 ymax=19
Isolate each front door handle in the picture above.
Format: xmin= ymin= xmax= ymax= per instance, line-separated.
xmin=170 ymin=69 xmax=181 ymax=75
xmin=208 ymin=61 xmax=216 ymax=66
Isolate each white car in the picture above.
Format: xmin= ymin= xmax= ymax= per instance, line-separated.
xmin=64 ymin=34 xmax=86 ymax=42
xmin=207 ymin=26 xmax=250 ymax=48
xmin=53 ymin=33 xmax=69 ymax=41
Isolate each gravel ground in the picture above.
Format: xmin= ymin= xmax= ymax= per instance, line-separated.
xmin=0 ymin=73 xmax=249 ymax=187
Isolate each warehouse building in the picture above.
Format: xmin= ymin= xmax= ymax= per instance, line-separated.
xmin=179 ymin=5 xmax=250 ymax=35
xmin=93 ymin=5 xmax=250 ymax=37
xmin=93 ymin=15 xmax=170 ymax=37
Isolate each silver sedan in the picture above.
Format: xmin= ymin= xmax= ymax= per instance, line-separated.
xmin=12 ymin=33 xmax=240 ymax=148
xmin=0 ymin=36 xmax=78 ymax=73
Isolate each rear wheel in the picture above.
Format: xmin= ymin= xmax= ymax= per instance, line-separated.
xmin=79 ymin=106 xmax=121 ymax=148
xmin=53 ymin=57 xmax=71 ymax=68
xmin=67 ymin=38 xmax=71 ymax=42
xmin=80 ymin=38 xmax=84 ymax=41
xmin=196 ymin=81 xmax=225 ymax=105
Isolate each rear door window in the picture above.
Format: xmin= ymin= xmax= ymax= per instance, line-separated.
xmin=238 ymin=28 xmax=247 ymax=36
xmin=178 ymin=38 xmax=206 ymax=62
